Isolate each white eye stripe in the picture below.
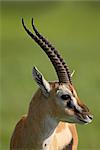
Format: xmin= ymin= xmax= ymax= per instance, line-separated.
xmin=57 ymin=88 xmax=82 ymax=112
xmin=57 ymin=89 xmax=69 ymax=97
xmin=72 ymin=97 xmax=82 ymax=112
xmin=57 ymin=86 xmax=72 ymax=97
xmin=56 ymin=85 xmax=82 ymax=112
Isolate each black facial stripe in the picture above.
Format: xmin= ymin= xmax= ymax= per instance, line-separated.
xmin=67 ymin=101 xmax=74 ymax=109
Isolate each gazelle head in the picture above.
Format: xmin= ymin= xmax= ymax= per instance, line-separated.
xmin=22 ymin=18 xmax=93 ymax=125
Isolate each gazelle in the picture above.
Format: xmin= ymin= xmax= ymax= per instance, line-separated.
xmin=10 ymin=18 xmax=93 ymax=150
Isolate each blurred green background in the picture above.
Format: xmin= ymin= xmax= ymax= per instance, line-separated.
xmin=1 ymin=1 xmax=100 ymax=150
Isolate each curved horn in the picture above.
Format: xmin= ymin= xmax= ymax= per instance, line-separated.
xmin=22 ymin=18 xmax=69 ymax=83
xmin=31 ymin=18 xmax=72 ymax=84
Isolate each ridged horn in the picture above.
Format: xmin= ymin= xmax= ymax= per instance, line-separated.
xmin=31 ymin=18 xmax=72 ymax=84
xmin=22 ymin=18 xmax=70 ymax=83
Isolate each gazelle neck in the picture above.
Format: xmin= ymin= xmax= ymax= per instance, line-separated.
xmin=27 ymin=89 xmax=58 ymax=148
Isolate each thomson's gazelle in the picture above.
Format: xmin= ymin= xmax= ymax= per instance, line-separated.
xmin=10 ymin=18 xmax=93 ymax=150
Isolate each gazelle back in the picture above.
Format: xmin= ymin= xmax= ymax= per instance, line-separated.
xmin=10 ymin=18 xmax=93 ymax=150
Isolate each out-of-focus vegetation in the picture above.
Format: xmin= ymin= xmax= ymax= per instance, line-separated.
xmin=1 ymin=1 xmax=100 ymax=150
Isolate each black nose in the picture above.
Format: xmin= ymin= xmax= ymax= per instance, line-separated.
xmin=88 ymin=114 xmax=93 ymax=120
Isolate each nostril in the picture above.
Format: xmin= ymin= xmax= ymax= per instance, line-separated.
xmin=88 ymin=114 xmax=93 ymax=120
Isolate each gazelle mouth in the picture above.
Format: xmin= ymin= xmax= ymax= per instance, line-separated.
xmin=78 ymin=115 xmax=93 ymax=124
xmin=78 ymin=118 xmax=89 ymax=124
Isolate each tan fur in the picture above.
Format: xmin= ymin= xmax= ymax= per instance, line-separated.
xmin=48 ymin=122 xmax=78 ymax=150
xmin=68 ymin=124 xmax=78 ymax=150
xmin=10 ymin=119 xmax=77 ymax=150
xmin=10 ymin=82 xmax=91 ymax=150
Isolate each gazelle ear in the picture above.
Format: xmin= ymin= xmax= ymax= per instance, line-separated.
xmin=32 ymin=67 xmax=51 ymax=97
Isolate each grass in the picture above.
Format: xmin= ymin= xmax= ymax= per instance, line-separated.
xmin=1 ymin=1 xmax=100 ymax=149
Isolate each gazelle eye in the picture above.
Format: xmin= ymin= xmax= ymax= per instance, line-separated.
xmin=61 ymin=94 xmax=71 ymax=100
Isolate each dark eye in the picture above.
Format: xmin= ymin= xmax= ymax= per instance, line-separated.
xmin=61 ymin=94 xmax=71 ymax=100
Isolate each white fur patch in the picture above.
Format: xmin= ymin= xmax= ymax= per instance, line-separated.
xmin=42 ymin=76 xmax=51 ymax=94
xmin=57 ymin=84 xmax=72 ymax=97
xmin=72 ymin=97 xmax=82 ymax=112
xmin=42 ymin=116 xmax=58 ymax=150
xmin=42 ymin=134 xmax=53 ymax=150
